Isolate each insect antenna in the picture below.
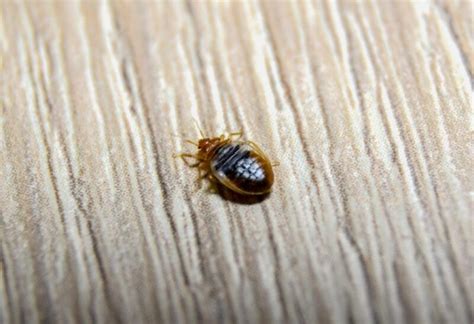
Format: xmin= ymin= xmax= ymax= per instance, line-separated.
xmin=185 ymin=140 xmax=199 ymax=146
xmin=193 ymin=118 xmax=206 ymax=139
xmin=170 ymin=132 xmax=199 ymax=146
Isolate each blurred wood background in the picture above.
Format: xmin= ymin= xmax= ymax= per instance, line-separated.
xmin=0 ymin=1 xmax=472 ymax=323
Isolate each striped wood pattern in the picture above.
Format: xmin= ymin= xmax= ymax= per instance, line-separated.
xmin=1 ymin=1 xmax=472 ymax=323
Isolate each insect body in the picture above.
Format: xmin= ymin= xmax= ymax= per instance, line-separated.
xmin=176 ymin=130 xmax=275 ymax=195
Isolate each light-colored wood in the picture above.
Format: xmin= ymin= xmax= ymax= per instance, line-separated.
xmin=1 ymin=1 xmax=472 ymax=323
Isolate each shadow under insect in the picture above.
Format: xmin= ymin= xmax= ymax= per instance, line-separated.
xmin=215 ymin=183 xmax=271 ymax=205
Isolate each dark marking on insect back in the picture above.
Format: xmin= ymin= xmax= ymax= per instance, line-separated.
xmin=211 ymin=143 xmax=272 ymax=194
xmin=213 ymin=144 xmax=241 ymax=171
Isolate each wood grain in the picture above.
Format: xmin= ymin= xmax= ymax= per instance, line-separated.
xmin=0 ymin=1 xmax=472 ymax=323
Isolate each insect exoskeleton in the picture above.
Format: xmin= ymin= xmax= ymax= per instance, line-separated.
xmin=175 ymin=129 xmax=275 ymax=195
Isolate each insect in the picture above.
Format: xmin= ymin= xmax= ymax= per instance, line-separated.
xmin=174 ymin=124 xmax=276 ymax=196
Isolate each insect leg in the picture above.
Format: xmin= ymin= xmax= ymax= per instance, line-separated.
xmin=198 ymin=169 xmax=210 ymax=179
xmin=229 ymin=129 xmax=243 ymax=140
xmin=173 ymin=153 xmax=203 ymax=166
xmin=246 ymin=140 xmax=266 ymax=156
xmin=247 ymin=140 xmax=279 ymax=166
xmin=205 ymin=174 xmax=219 ymax=194
xmin=197 ymin=171 xmax=211 ymax=188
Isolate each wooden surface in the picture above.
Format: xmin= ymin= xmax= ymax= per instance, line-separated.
xmin=1 ymin=1 xmax=473 ymax=323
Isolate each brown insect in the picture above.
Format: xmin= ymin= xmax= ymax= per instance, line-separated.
xmin=174 ymin=124 xmax=277 ymax=195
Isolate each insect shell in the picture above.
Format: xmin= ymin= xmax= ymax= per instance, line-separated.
xmin=176 ymin=130 xmax=275 ymax=195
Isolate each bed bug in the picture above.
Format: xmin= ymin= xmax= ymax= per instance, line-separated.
xmin=174 ymin=124 xmax=276 ymax=196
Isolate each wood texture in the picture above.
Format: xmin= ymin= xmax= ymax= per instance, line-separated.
xmin=1 ymin=1 xmax=472 ymax=323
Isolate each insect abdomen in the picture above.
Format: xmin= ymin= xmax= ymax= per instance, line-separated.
xmin=210 ymin=142 xmax=273 ymax=194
